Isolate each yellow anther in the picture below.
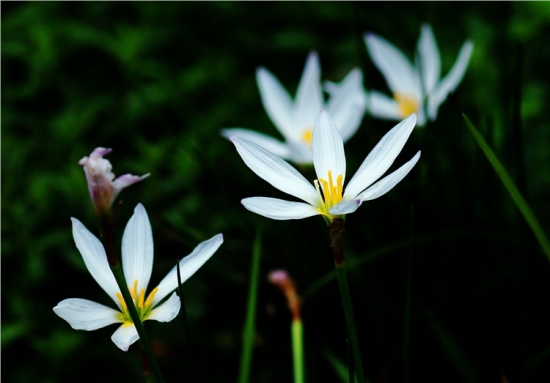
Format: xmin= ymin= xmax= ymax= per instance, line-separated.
xmin=301 ymin=128 xmax=313 ymax=145
xmin=393 ymin=92 xmax=418 ymax=117
xmin=138 ymin=288 xmax=146 ymax=309
xmin=130 ymin=280 xmax=138 ymax=300
xmin=144 ymin=287 xmax=160 ymax=310
xmin=315 ymin=170 xmax=344 ymax=220
xmin=116 ymin=292 xmax=127 ymax=310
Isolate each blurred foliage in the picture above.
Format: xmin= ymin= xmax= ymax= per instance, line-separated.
xmin=2 ymin=2 xmax=550 ymax=383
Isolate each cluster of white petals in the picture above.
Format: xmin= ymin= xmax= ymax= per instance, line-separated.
xmin=53 ymin=204 xmax=223 ymax=351
xmin=222 ymin=52 xmax=367 ymax=164
xmin=365 ymin=24 xmax=473 ymax=126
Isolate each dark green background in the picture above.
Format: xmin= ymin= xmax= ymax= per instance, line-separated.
xmin=2 ymin=2 xmax=550 ymax=382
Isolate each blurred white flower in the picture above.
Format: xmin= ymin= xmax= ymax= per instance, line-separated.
xmin=222 ymin=52 xmax=367 ymax=164
xmin=229 ymin=109 xmax=420 ymax=223
xmin=53 ymin=203 xmax=223 ymax=351
xmin=79 ymin=147 xmax=149 ymax=215
xmin=365 ymin=24 xmax=473 ymax=126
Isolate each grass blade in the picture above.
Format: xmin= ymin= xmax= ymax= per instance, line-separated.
xmin=463 ymin=113 xmax=550 ymax=261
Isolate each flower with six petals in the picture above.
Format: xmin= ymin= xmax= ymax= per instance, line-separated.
xmin=229 ymin=109 xmax=420 ymax=223
xmin=222 ymin=52 xmax=367 ymax=164
xmin=53 ymin=203 xmax=223 ymax=351
xmin=365 ymin=24 xmax=473 ymax=126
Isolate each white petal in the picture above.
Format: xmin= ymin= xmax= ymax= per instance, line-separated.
xmin=364 ymin=33 xmax=421 ymax=96
xmin=230 ymin=136 xmax=318 ymax=205
xmin=368 ymin=90 xmax=401 ymax=120
xmin=71 ymin=217 xmax=120 ymax=306
xmin=329 ymin=199 xmax=362 ymax=216
xmin=53 ymin=298 xmax=122 ymax=330
xmin=324 ymin=68 xmax=368 ymax=142
xmin=146 ymin=292 xmax=181 ymax=322
xmin=344 ymin=114 xmax=417 ymax=199
xmin=417 ymin=24 xmax=441 ymax=96
xmin=111 ymin=324 xmax=139 ymax=352
xmin=152 ymin=233 xmax=224 ymax=306
xmin=121 ymin=203 xmax=153 ymax=293
xmin=242 ymin=197 xmax=320 ymax=220
xmin=312 ymin=109 xmax=346 ymax=184
xmin=359 ymin=151 xmax=421 ymax=201
xmin=221 ymin=128 xmax=291 ymax=159
xmin=428 ymin=40 xmax=474 ymax=121
xmin=293 ymin=52 xmax=324 ymax=132
xmin=257 ymin=67 xmax=294 ymax=139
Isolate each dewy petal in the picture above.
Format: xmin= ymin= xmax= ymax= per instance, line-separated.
xmin=293 ymin=52 xmax=324 ymax=132
xmin=428 ymin=40 xmax=474 ymax=121
xmin=121 ymin=203 xmax=154 ymax=293
xmin=324 ymin=68 xmax=368 ymax=142
xmin=417 ymin=24 xmax=441 ymax=96
xmin=344 ymin=114 xmax=417 ymax=199
xmin=221 ymin=128 xmax=291 ymax=159
xmin=364 ymin=32 xmax=421 ymax=96
xmin=71 ymin=217 xmax=120 ymax=307
xmin=152 ymin=233 xmax=223 ymax=307
xmin=146 ymin=292 xmax=181 ymax=322
xmin=359 ymin=151 xmax=421 ymax=201
xmin=53 ymin=298 xmax=122 ymax=331
xmin=312 ymin=109 xmax=346 ymax=183
xmin=242 ymin=197 xmax=320 ymax=220
xmin=111 ymin=324 xmax=139 ymax=352
xmin=257 ymin=67 xmax=294 ymax=139
xmin=230 ymin=136 xmax=318 ymax=205
xmin=368 ymin=90 xmax=402 ymax=121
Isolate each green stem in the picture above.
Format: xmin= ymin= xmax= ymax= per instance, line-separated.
xmin=100 ymin=213 xmax=165 ymax=383
xmin=237 ymin=230 xmax=262 ymax=383
xmin=328 ymin=218 xmax=365 ymax=383
xmin=291 ymin=319 xmax=305 ymax=383
xmin=111 ymin=264 xmax=165 ymax=383
xmin=334 ymin=263 xmax=365 ymax=383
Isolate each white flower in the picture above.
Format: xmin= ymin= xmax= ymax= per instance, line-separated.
xmin=222 ymin=52 xmax=367 ymax=164
xmin=365 ymin=24 xmax=473 ymax=126
xmin=79 ymin=147 xmax=150 ymax=214
xmin=53 ymin=203 xmax=223 ymax=351
xmin=229 ymin=109 xmax=420 ymax=222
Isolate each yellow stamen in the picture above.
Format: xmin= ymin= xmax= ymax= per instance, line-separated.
xmin=315 ymin=170 xmax=344 ymax=220
xmin=144 ymin=287 xmax=160 ymax=309
xmin=393 ymin=92 xmax=418 ymax=117
xmin=138 ymin=288 xmax=146 ymax=309
xmin=116 ymin=292 xmax=127 ymax=310
xmin=130 ymin=280 xmax=138 ymax=300
xmin=301 ymin=128 xmax=313 ymax=145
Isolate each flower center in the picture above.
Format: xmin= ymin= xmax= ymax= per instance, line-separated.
xmin=116 ymin=279 xmax=159 ymax=324
xmin=314 ymin=170 xmax=343 ymax=219
xmin=393 ymin=92 xmax=418 ymax=117
xmin=301 ymin=127 xmax=313 ymax=146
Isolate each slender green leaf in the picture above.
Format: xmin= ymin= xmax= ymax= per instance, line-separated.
xmin=463 ymin=113 xmax=550 ymax=261
xmin=237 ymin=230 xmax=262 ymax=383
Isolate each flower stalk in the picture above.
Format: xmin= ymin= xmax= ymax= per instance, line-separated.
xmin=329 ymin=219 xmax=365 ymax=383
xmin=104 ymin=235 xmax=166 ymax=383
xmin=268 ymin=270 xmax=304 ymax=383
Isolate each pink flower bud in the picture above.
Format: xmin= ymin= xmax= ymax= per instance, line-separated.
xmin=79 ymin=147 xmax=149 ymax=215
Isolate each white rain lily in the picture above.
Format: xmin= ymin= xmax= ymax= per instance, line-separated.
xmin=222 ymin=52 xmax=367 ymax=164
xmin=53 ymin=203 xmax=223 ymax=351
xmin=365 ymin=24 xmax=473 ymax=126
xmin=229 ymin=109 xmax=420 ymax=223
